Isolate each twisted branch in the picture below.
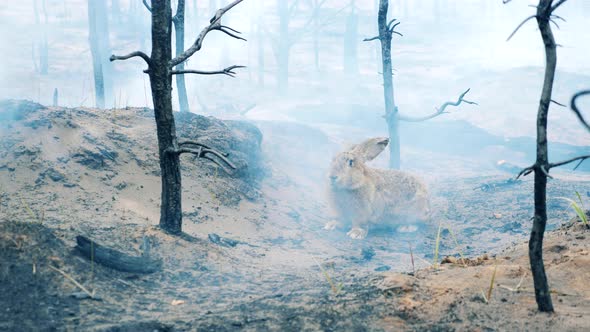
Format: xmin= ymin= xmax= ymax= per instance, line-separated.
xmin=170 ymin=0 xmax=245 ymax=68
xmin=398 ymin=88 xmax=477 ymax=122
xmin=570 ymin=90 xmax=590 ymax=132
xmin=167 ymin=141 xmax=237 ymax=172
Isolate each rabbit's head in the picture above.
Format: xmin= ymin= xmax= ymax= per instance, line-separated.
xmin=329 ymin=137 xmax=389 ymax=190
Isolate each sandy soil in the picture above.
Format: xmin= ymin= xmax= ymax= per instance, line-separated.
xmin=1 ymin=101 xmax=590 ymax=331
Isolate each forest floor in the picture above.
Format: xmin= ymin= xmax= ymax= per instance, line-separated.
xmin=1 ymin=101 xmax=590 ymax=331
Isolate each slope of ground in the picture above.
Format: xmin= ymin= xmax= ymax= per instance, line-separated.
xmin=1 ymin=100 xmax=590 ymax=331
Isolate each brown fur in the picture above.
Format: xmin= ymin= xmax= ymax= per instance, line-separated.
xmin=327 ymin=137 xmax=430 ymax=239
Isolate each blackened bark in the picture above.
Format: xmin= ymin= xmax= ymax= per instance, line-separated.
xmin=112 ymin=0 xmax=244 ymax=235
xmin=151 ymin=0 xmax=183 ymax=234
xmin=376 ymin=0 xmax=400 ymax=169
xmin=75 ymin=235 xmax=162 ymax=274
xmin=530 ymin=0 xmax=556 ymax=312
xmin=173 ymin=0 xmax=190 ymax=113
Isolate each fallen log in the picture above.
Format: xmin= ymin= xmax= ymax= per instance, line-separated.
xmin=75 ymin=235 xmax=162 ymax=274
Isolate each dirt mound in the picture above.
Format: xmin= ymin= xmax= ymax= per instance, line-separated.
xmin=371 ymin=219 xmax=590 ymax=331
xmin=0 ymin=100 xmax=264 ymax=231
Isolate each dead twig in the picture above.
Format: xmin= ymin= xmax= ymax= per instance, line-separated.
xmin=399 ymin=88 xmax=477 ymax=122
xmin=48 ymin=265 xmax=94 ymax=298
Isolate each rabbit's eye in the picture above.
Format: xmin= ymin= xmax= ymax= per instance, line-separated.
xmin=348 ymin=159 xmax=354 ymax=167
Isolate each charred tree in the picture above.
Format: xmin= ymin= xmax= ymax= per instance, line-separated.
xmin=276 ymin=0 xmax=291 ymax=92
xmin=33 ymin=0 xmax=49 ymax=75
xmin=111 ymin=1 xmax=243 ymax=234
xmin=173 ymin=1 xmax=190 ymax=113
xmin=143 ymin=0 xmax=191 ymax=113
xmin=88 ymin=0 xmax=113 ymax=108
xmin=111 ymin=0 xmax=121 ymax=23
xmin=268 ymin=0 xmax=329 ymax=92
xmin=510 ymin=0 xmax=579 ymax=313
xmin=365 ymin=0 xmax=474 ymax=169
xmin=343 ymin=0 xmax=358 ymax=76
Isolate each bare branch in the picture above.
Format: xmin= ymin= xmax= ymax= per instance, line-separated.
xmin=550 ymin=99 xmax=566 ymax=107
xmin=399 ymin=88 xmax=477 ymax=122
xmin=570 ymin=90 xmax=590 ymax=132
xmin=179 ymin=141 xmax=228 ymax=157
xmin=507 ymin=15 xmax=537 ymax=41
xmin=170 ymin=65 xmax=245 ymax=78
xmin=363 ymin=35 xmax=380 ymax=42
xmin=549 ymin=155 xmax=590 ymax=170
xmin=389 ymin=21 xmax=401 ymax=32
xmin=170 ymin=0 xmax=245 ymax=68
xmin=142 ymin=0 xmax=152 ymax=12
xmin=110 ymin=51 xmax=151 ymax=66
xmin=551 ymin=0 xmax=568 ymax=13
xmin=218 ymin=26 xmax=247 ymax=41
xmin=516 ymin=164 xmax=535 ymax=179
xmin=173 ymin=145 xmax=237 ymax=172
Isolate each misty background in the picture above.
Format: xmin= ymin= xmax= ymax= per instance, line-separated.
xmin=0 ymin=0 xmax=589 ymax=164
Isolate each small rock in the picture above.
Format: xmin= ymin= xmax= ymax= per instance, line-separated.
xmin=208 ymin=233 xmax=239 ymax=247
xmin=70 ymin=292 xmax=102 ymax=301
xmin=441 ymin=256 xmax=457 ymax=264
xmin=115 ymin=182 xmax=128 ymax=190
xmin=374 ymin=265 xmax=391 ymax=272
xmin=361 ymin=247 xmax=376 ymax=261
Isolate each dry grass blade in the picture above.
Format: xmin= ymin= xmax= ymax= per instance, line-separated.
xmin=408 ymin=241 xmax=415 ymax=275
xmin=555 ymin=196 xmax=588 ymax=226
xmin=486 ymin=260 xmax=499 ymax=302
xmin=48 ymin=265 xmax=94 ymax=298
xmin=312 ymin=256 xmax=342 ymax=295
xmin=446 ymin=225 xmax=467 ymax=267
xmin=19 ymin=195 xmax=38 ymax=222
xmin=433 ymin=221 xmax=443 ymax=269
xmin=500 ymin=272 xmax=526 ymax=292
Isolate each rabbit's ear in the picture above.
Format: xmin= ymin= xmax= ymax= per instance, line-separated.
xmin=353 ymin=137 xmax=389 ymax=161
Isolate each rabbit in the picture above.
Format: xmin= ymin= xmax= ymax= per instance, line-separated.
xmin=326 ymin=137 xmax=430 ymax=239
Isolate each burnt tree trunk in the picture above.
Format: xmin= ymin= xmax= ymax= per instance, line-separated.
xmin=173 ymin=0 xmax=190 ymax=113
xmin=88 ymin=0 xmax=112 ymax=108
xmin=376 ymin=0 xmax=400 ymax=169
xmin=530 ymin=0 xmax=556 ymax=313
xmin=112 ymin=0 xmax=244 ymax=234
xmin=150 ymin=1 xmax=183 ymax=234
xmin=276 ymin=0 xmax=290 ymax=92
xmin=343 ymin=1 xmax=358 ymax=77
xmin=111 ymin=0 xmax=121 ymax=23
xmin=88 ymin=0 xmax=105 ymax=108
